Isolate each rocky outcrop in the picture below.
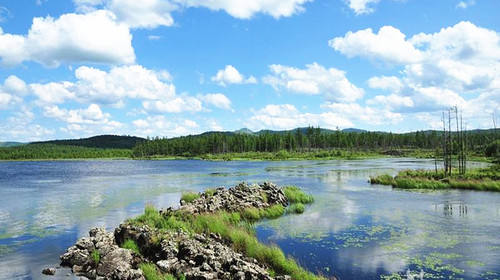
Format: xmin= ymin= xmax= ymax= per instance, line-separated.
xmin=60 ymin=228 xmax=144 ymax=280
xmin=174 ymin=182 xmax=288 ymax=215
xmin=58 ymin=182 xmax=297 ymax=280
xmin=114 ymin=223 xmax=293 ymax=280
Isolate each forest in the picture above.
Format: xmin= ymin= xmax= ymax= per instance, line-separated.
xmin=131 ymin=127 xmax=500 ymax=160
xmin=1 ymin=128 xmax=498 ymax=161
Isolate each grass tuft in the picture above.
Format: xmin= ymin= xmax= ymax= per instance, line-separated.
xmin=122 ymin=239 xmax=140 ymax=255
xmin=288 ymin=203 xmax=305 ymax=214
xmin=91 ymin=249 xmax=100 ymax=267
xmin=140 ymin=263 xmax=177 ymax=280
xmin=181 ymin=192 xmax=201 ymax=203
xmin=283 ymin=186 xmax=314 ymax=204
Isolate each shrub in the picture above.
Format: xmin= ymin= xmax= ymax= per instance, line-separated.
xmin=91 ymin=249 xmax=100 ymax=267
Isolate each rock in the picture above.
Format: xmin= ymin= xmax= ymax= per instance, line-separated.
xmin=60 ymin=182 xmax=297 ymax=280
xmin=42 ymin=267 xmax=56 ymax=275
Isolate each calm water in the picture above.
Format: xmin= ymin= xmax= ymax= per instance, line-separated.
xmin=0 ymin=159 xmax=498 ymax=280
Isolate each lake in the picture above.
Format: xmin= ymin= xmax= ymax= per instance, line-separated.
xmin=0 ymin=159 xmax=499 ymax=279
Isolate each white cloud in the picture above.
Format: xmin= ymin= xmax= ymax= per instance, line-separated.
xmin=211 ymin=65 xmax=257 ymax=87
xmin=43 ymin=104 xmax=110 ymax=124
xmin=368 ymin=76 xmax=403 ymax=92
xmin=329 ymin=26 xmax=422 ymax=65
xmin=108 ymin=0 xmax=176 ymax=29
xmin=333 ymin=21 xmax=500 ymax=128
xmin=28 ymin=65 xmax=204 ymax=114
xmin=0 ymin=10 xmax=134 ymax=67
xmin=142 ymin=96 xmax=203 ymax=113
xmin=73 ymin=65 xmax=176 ymax=105
xmin=346 ymin=0 xmax=380 ymax=15
xmin=456 ymin=0 xmax=475 ymax=9
xmin=175 ymin=0 xmax=312 ymax=19
xmin=0 ymin=107 xmax=54 ymax=141
xmin=199 ymin=93 xmax=232 ymax=110
xmin=148 ymin=35 xmax=162 ymax=41
xmin=247 ymin=104 xmax=353 ymax=130
xmin=30 ymin=82 xmax=76 ymax=104
xmin=75 ymin=0 xmax=311 ymax=30
xmin=263 ymin=62 xmax=364 ymax=102
xmin=323 ymin=102 xmax=404 ymax=125
xmin=132 ymin=115 xmax=199 ymax=137
xmin=0 ymin=76 xmax=25 ymax=109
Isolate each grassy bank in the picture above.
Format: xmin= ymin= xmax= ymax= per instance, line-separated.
xmin=125 ymin=186 xmax=321 ymax=280
xmin=370 ymin=164 xmax=500 ymax=192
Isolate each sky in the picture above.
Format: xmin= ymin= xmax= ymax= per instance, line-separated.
xmin=0 ymin=0 xmax=499 ymax=141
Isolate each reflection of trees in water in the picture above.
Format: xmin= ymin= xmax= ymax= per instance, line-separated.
xmin=436 ymin=203 xmax=468 ymax=217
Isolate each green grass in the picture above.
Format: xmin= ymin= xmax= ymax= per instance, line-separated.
xmin=122 ymin=239 xmax=140 ymax=255
xmin=205 ymin=188 xmax=216 ymax=197
xmin=91 ymin=249 xmax=100 ymax=267
xmin=130 ymin=189 xmax=323 ymax=280
xmin=140 ymin=263 xmax=177 ymax=280
xmin=288 ymin=203 xmax=305 ymax=214
xmin=370 ymin=164 xmax=500 ymax=192
xmin=180 ymin=192 xmax=201 ymax=203
xmin=283 ymin=186 xmax=314 ymax=204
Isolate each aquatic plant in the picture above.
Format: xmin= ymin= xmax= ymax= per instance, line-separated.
xmin=283 ymin=186 xmax=314 ymax=204
xmin=288 ymin=203 xmax=305 ymax=214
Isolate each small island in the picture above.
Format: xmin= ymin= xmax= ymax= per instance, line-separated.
xmin=56 ymin=182 xmax=322 ymax=280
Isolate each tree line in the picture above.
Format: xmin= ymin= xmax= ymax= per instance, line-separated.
xmin=132 ymin=127 xmax=500 ymax=158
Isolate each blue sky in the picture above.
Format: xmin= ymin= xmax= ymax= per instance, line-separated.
xmin=0 ymin=0 xmax=499 ymax=141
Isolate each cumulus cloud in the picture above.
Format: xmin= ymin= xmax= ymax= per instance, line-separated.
xmin=0 ymin=10 xmax=134 ymax=67
xmin=329 ymin=26 xmax=422 ymax=65
xmin=0 ymin=76 xmax=26 ymax=109
xmin=334 ymin=21 xmax=500 ymax=127
xmin=108 ymin=0 xmax=176 ymax=29
xmin=247 ymin=104 xmax=353 ymax=130
xmin=75 ymin=0 xmax=311 ymax=30
xmin=132 ymin=115 xmax=199 ymax=137
xmin=28 ymin=65 xmax=205 ymax=114
xmin=263 ymin=62 xmax=364 ymax=102
xmin=142 ymin=96 xmax=203 ymax=113
xmin=174 ymin=0 xmax=312 ymax=19
xmin=211 ymin=65 xmax=257 ymax=87
xmin=43 ymin=104 xmax=109 ymax=124
xmin=199 ymin=93 xmax=232 ymax=110
xmin=0 ymin=107 xmax=54 ymax=141
xmin=346 ymin=0 xmax=380 ymax=15
xmin=322 ymin=102 xmax=404 ymax=125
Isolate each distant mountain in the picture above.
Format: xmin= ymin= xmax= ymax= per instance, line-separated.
xmin=234 ymin=128 xmax=253 ymax=134
xmin=0 ymin=141 xmax=25 ymax=147
xmin=31 ymin=135 xmax=145 ymax=149
xmin=342 ymin=128 xmax=368 ymax=133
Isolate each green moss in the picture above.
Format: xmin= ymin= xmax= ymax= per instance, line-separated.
xmin=181 ymin=192 xmax=200 ymax=203
xmin=205 ymin=188 xmax=216 ymax=197
xmin=283 ymin=186 xmax=314 ymax=204
xmin=122 ymin=239 xmax=140 ymax=255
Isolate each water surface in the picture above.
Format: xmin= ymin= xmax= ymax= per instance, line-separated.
xmin=0 ymin=159 xmax=498 ymax=279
